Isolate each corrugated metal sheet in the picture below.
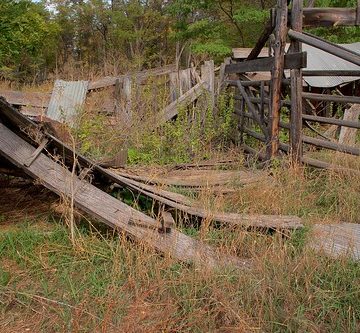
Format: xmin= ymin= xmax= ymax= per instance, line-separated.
xmin=234 ymin=42 xmax=360 ymax=88
xmin=298 ymin=43 xmax=360 ymax=88
xmin=47 ymin=80 xmax=89 ymax=125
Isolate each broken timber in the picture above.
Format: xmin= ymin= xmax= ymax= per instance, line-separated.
xmin=0 ymin=98 xmax=248 ymax=269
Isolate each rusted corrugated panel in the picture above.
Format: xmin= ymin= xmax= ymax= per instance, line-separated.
xmin=301 ymin=43 xmax=360 ymax=88
xmin=47 ymin=80 xmax=88 ymax=125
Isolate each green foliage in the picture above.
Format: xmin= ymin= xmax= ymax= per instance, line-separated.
xmin=0 ymin=0 xmax=59 ymax=81
xmin=309 ymin=0 xmax=360 ymax=43
xmin=128 ymin=93 xmax=236 ymax=165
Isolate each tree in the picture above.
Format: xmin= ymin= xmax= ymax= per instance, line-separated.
xmin=0 ymin=0 xmax=59 ymax=82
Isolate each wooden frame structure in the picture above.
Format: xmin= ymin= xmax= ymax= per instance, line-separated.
xmin=226 ymin=0 xmax=360 ymax=168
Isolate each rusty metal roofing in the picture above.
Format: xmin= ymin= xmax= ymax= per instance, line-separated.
xmin=47 ymin=80 xmax=88 ymax=126
xmin=301 ymin=42 xmax=360 ymax=88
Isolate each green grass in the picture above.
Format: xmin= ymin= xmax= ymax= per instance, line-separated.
xmin=0 ymin=216 xmax=359 ymax=332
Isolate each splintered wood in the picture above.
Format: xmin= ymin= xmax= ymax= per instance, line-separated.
xmin=111 ymin=168 xmax=303 ymax=230
xmin=0 ymin=119 xmax=249 ymax=269
xmin=308 ymin=223 xmax=360 ymax=261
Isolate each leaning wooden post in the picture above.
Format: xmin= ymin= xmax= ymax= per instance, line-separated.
xmin=290 ymin=0 xmax=303 ymax=163
xmin=268 ymin=0 xmax=288 ymax=160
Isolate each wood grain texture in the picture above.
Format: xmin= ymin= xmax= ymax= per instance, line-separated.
xmin=308 ymin=223 xmax=360 ymax=261
xmin=107 ymin=169 xmax=303 ymax=230
xmin=0 ymin=122 xmax=249 ymax=269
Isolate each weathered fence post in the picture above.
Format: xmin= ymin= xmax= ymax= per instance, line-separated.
xmin=201 ymin=60 xmax=215 ymax=112
xmin=169 ymin=71 xmax=179 ymax=102
xmin=268 ymin=0 xmax=288 ymax=159
xmin=179 ymin=68 xmax=192 ymax=95
xmin=290 ymin=0 xmax=304 ymax=163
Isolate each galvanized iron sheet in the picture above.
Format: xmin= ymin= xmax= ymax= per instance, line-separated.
xmin=300 ymin=43 xmax=360 ymax=88
xmin=47 ymin=80 xmax=89 ymax=125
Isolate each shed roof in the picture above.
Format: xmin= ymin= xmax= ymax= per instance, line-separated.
xmin=232 ymin=42 xmax=360 ymax=88
xmin=301 ymin=42 xmax=360 ymax=88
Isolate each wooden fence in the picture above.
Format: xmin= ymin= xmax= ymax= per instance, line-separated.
xmin=224 ymin=0 xmax=360 ymax=169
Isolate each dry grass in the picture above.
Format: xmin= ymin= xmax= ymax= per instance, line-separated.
xmin=1 ymin=158 xmax=360 ymax=332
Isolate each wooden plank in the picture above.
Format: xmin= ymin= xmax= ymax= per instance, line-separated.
xmin=0 ymin=122 xmax=248 ymax=269
xmin=157 ymin=81 xmax=206 ymax=125
xmin=303 ymin=70 xmax=360 ymax=77
xmin=88 ymin=65 xmax=176 ymax=90
xmin=0 ymin=90 xmax=50 ymax=108
xmin=0 ymin=98 xmax=302 ymax=232
xmin=225 ymin=52 xmax=307 ymax=74
xmin=302 ymin=156 xmax=360 ymax=175
xmin=268 ymin=0 xmax=288 ymax=159
xmin=338 ymin=104 xmax=360 ymax=146
xmin=308 ymin=223 xmax=360 ymax=261
xmin=290 ymin=0 xmax=303 ymax=163
xmin=107 ymin=169 xmax=303 ymax=230
xmin=246 ymin=16 xmax=275 ymax=61
xmin=115 ymin=168 xmax=269 ymax=188
xmin=302 ymin=92 xmax=360 ymax=104
xmin=288 ymin=30 xmax=360 ymax=66
xmin=169 ymin=72 xmax=179 ymax=102
xmin=236 ymin=81 xmax=268 ymax=137
xmin=300 ymin=8 xmax=359 ymax=27
xmin=302 ymin=114 xmax=360 ymax=129
xmin=303 ymin=135 xmax=360 ymax=156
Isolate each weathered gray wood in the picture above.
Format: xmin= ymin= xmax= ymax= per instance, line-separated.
xmin=24 ymin=138 xmax=49 ymax=167
xmin=247 ymin=18 xmax=275 ymax=61
xmin=225 ymin=52 xmax=307 ymax=74
xmin=88 ymin=65 xmax=176 ymax=90
xmin=303 ymin=92 xmax=360 ymax=104
xmin=302 ymin=156 xmax=360 ymax=175
xmin=116 ymin=168 xmax=268 ymax=188
xmin=217 ymin=58 xmax=231 ymax=95
xmin=308 ymin=223 xmax=360 ymax=261
xmin=169 ymin=72 xmax=179 ymax=102
xmin=339 ymin=104 xmax=360 ymax=146
xmin=0 ymin=122 xmax=248 ymax=269
xmin=303 ymin=135 xmax=360 ymax=156
xmin=179 ymin=68 xmax=192 ymax=95
xmin=236 ymin=81 xmax=268 ymax=137
xmin=157 ymin=81 xmax=206 ymax=125
xmin=290 ymin=0 xmax=303 ymax=163
xmin=288 ymin=30 xmax=360 ymax=66
xmin=302 ymin=114 xmax=360 ymax=129
xmin=0 ymin=90 xmax=50 ymax=108
xmin=201 ymin=60 xmax=215 ymax=111
xmin=302 ymin=70 xmax=360 ymax=76
xmin=108 ymin=169 xmax=303 ymax=230
xmin=268 ymin=0 xmax=288 ymax=159
xmin=300 ymin=7 xmax=359 ymax=27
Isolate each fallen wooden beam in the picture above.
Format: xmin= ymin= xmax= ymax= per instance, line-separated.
xmin=0 ymin=90 xmax=50 ymax=108
xmin=225 ymin=52 xmax=307 ymax=74
xmin=107 ymin=170 xmax=303 ymax=230
xmin=0 ymin=121 xmax=248 ymax=269
xmin=308 ymin=223 xmax=360 ymax=261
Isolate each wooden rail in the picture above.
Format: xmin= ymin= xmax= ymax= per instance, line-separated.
xmin=288 ymin=30 xmax=360 ymax=66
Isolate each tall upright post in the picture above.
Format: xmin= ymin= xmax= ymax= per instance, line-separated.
xmin=268 ymin=0 xmax=288 ymax=159
xmin=290 ymin=0 xmax=303 ymax=163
